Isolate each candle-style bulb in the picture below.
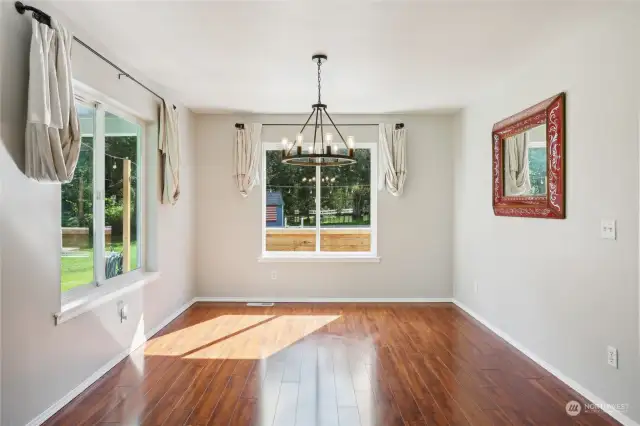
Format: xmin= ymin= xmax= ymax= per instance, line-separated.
xmin=347 ymin=136 xmax=355 ymax=149
xmin=326 ymin=133 xmax=333 ymax=143
xmin=281 ymin=137 xmax=289 ymax=148
xmin=296 ymin=133 xmax=304 ymax=146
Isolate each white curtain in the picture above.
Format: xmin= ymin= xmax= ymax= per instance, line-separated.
xmin=234 ymin=123 xmax=262 ymax=197
xmin=378 ymin=124 xmax=407 ymax=196
xmin=504 ymin=133 xmax=531 ymax=196
xmin=159 ymin=101 xmax=180 ymax=205
xmin=25 ymin=18 xmax=80 ymax=183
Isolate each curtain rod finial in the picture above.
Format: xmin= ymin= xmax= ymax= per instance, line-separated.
xmin=395 ymin=123 xmax=404 ymax=130
xmin=235 ymin=123 xmax=245 ymax=129
xmin=15 ymin=1 xmax=26 ymax=14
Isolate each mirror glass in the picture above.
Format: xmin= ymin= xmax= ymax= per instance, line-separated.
xmin=503 ymin=123 xmax=547 ymax=196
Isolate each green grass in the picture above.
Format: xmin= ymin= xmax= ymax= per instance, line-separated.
xmin=61 ymin=242 xmax=138 ymax=292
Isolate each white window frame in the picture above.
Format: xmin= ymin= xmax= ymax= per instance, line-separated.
xmin=260 ymin=142 xmax=379 ymax=262
xmin=57 ymin=87 xmax=160 ymax=324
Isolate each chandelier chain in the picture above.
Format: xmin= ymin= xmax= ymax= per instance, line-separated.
xmin=317 ymin=58 xmax=322 ymax=104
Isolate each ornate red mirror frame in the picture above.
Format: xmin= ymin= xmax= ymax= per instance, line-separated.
xmin=492 ymin=93 xmax=566 ymax=219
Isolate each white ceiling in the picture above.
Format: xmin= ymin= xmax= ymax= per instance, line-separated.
xmin=50 ymin=1 xmax=607 ymax=114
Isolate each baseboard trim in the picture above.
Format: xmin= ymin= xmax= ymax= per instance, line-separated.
xmin=26 ymin=298 xmax=196 ymax=426
xmin=452 ymin=299 xmax=638 ymax=426
xmin=194 ymin=296 xmax=453 ymax=303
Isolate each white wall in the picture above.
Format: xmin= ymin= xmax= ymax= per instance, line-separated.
xmin=453 ymin=6 xmax=640 ymax=424
xmin=0 ymin=2 xmax=196 ymax=425
xmin=195 ymin=114 xmax=455 ymax=299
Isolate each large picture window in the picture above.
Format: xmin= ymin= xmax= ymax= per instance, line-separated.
xmin=262 ymin=142 xmax=377 ymax=258
xmin=61 ymin=99 xmax=143 ymax=293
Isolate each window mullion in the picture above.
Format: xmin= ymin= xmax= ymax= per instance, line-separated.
xmin=93 ymin=103 xmax=106 ymax=285
xmin=315 ymin=165 xmax=321 ymax=252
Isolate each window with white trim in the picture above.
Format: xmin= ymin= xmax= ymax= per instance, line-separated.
xmin=262 ymin=142 xmax=377 ymax=258
xmin=61 ymin=97 xmax=145 ymax=294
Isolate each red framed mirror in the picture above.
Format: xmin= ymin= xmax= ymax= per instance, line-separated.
xmin=492 ymin=93 xmax=566 ymax=219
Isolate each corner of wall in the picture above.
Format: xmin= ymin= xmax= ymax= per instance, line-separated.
xmin=451 ymin=109 xmax=464 ymax=301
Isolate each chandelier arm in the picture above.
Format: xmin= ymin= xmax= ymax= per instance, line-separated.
xmin=312 ymin=107 xmax=320 ymax=154
xmin=287 ymin=108 xmax=316 ymax=155
xmin=298 ymin=107 xmax=316 ymax=135
xmin=323 ymin=108 xmax=349 ymax=147
xmin=319 ymin=108 xmax=325 ymax=151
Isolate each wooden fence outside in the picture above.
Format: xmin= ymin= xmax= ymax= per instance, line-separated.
xmin=266 ymin=228 xmax=371 ymax=252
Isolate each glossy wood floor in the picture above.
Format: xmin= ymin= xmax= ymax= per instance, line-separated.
xmin=44 ymin=303 xmax=620 ymax=426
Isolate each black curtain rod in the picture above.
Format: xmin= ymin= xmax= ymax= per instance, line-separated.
xmin=235 ymin=123 xmax=404 ymax=129
xmin=14 ymin=1 xmax=176 ymax=110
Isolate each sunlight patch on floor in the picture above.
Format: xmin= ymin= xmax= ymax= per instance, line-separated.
xmin=184 ymin=315 xmax=340 ymax=359
xmin=144 ymin=314 xmax=275 ymax=356
xmin=144 ymin=314 xmax=340 ymax=359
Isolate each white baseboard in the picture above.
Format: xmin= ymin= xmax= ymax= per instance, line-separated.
xmin=452 ymin=300 xmax=639 ymax=426
xmin=194 ymin=296 xmax=453 ymax=303
xmin=26 ymin=298 xmax=196 ymax=426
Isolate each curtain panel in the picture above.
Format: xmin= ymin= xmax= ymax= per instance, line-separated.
xmin=159 ymin=101 xmax=181 ymax=204
xmin=378 ymin=124 xmax=407 ymax=196
xmin=504 ymin=133 xmax=531 ymax=196
xmin=25 ymin=18 xmax=80 ymax=183
xmin=233 ymin=123 xmax=262 ymax=197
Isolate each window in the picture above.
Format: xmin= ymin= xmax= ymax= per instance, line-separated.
xmin=262 ymin=142 xmax=377 ymax=259
xmin=528 ymin=141 xmax=547 ymax=195
xmin=61 ymin=99 xmax=144 ymax=293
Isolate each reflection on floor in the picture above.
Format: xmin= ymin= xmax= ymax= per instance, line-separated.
xmin=44 ymin=303 xmax=620 ymax=426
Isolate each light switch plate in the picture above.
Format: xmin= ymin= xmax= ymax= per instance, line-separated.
xmin=601 ymin=220 xmax=616 ymax=240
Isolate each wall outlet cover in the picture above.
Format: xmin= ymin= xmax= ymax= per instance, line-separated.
xmin=117 ymin=301 xmax=128 ymax=322
xmin=607 ymin=346 xmax=618 ymax=368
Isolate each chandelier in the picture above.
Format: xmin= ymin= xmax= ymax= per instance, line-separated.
xmin=281 ymin=54 xmax=357 ymax=167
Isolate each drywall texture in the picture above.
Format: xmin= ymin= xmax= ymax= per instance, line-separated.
xmin=0 ymin=2 xmax=196 ymax=424
xmin=453 ymin=6 xmax=640 ymax=423
xmin=195 ymin=114 xmax=455 ymax=299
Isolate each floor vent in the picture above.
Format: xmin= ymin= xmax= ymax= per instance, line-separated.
xmin=246 ymin=302 xmax=275 ymax=307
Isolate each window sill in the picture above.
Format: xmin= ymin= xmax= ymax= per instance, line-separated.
xmin=55 ymin=271 xmax=161 ymax=325
xmin=258 ymin=255 xmax=381 ymax=263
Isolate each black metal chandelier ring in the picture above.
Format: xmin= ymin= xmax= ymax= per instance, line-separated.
xmin=281 ymin=54 xmax=357 ymax=167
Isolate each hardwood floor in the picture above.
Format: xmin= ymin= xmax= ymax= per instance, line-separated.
xmin=44 ymin=303 xmax=620 ymax=426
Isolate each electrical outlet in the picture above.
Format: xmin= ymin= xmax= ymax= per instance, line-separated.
xmin=117 ymin=301 xmax=128 ymax=322
xmin=271 ymin=270 xmax=277 ymax=280
xmin=601 ymin=220 xmax=616 ymax=240
xmin=607 ymin=346 xmax=618 ymax=368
